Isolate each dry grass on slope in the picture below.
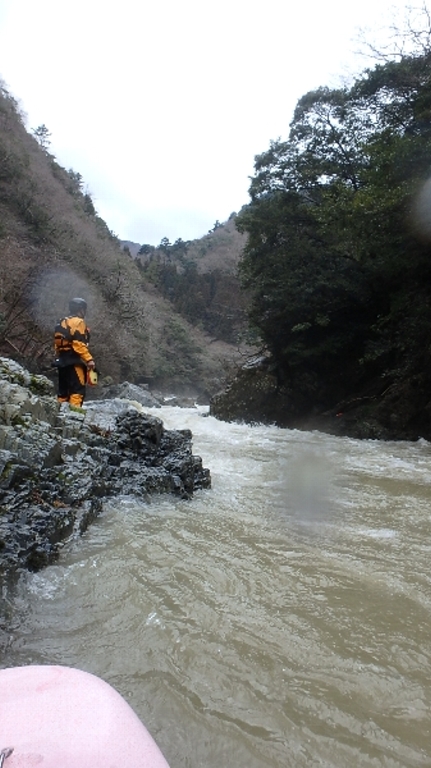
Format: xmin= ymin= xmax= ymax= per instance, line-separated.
xmin=184 ymin=216 xmax=247 ymax=275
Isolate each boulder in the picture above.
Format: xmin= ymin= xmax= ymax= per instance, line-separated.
xmin=94 ymin=380 xmax=162 ymax=408
xmin=0 ymin=356 xmax=211 ymax=576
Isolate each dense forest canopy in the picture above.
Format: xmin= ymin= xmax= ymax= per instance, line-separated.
xmin=235 ymin=15 xmax=431 ymax=420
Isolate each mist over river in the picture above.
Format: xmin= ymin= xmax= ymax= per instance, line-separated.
xmin=1 ymin=406 xmax=431 ymax=767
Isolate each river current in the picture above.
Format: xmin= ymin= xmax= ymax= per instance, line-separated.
xmin=1 ymin=406 xmax=431 ymax=767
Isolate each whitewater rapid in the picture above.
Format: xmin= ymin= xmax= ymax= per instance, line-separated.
xmin=2 ymin=406 xmax=431 ymax=767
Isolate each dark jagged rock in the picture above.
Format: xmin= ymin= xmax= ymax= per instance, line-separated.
xmin=0 ymin=357 xmax=211 ymax=576
xmin=210 ymin=355 xmax=431 ymax=440
xmin=210 ymin=356 xmax=299 ymax=427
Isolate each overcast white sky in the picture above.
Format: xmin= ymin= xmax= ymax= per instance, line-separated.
xmin=0 ymin=1 xmax=425 ymax=245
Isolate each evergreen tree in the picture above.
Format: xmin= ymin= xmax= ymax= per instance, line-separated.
xmin=237 ymin=35 xmax=431 ymax=407
xmin=32 ymin=124 xmax=51 ymax=150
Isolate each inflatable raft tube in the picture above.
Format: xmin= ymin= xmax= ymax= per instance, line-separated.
xmin=0 ymin=665 xmax=170 ymax=767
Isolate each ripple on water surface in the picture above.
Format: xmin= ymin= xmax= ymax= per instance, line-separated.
xmin=2 ymin=410 xmax=431 ymax=767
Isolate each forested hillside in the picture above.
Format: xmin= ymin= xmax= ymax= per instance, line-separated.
xmin=212 ymin=18 xmax=431 ymax=440
xmin=0 ymin=83 xmax=251 ymax=397
xmin=132 ymin=218 xmax=249 ymax=344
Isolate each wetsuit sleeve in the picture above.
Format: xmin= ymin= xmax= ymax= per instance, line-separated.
xmin=69 ymin=318 xmax=94 ymax=364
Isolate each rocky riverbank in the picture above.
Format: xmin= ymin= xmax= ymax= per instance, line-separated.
xmin=0 ymin=357 xmax=211 ymax=576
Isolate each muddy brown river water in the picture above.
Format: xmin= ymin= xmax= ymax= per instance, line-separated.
xmin=1 ymin=406 xmax=431 ymax=766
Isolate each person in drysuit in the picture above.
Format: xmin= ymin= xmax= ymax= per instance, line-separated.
xmin=54 ymin=297 xmax=96 ymax=407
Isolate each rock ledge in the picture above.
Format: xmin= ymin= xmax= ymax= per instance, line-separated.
xmin=0 ymin=357 xmax=210 ymax=575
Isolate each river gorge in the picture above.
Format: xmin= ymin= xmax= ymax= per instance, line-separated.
xmin=1 ymin=406 xmax=430 ymax=767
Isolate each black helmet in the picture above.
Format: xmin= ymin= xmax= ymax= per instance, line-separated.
xmin=69 ymin=297 xmax=87 ymax=315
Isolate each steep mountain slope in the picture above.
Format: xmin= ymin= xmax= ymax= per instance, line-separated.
xmin=178 ymin=216 xmax=247 ymax=274
xmin=130 ymin=217 xmax=250 ymax=345
xmin=0 ymin=83 xmax=251 ymax=397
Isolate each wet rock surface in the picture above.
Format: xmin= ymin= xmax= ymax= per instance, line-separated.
xmin=210 ymin=355 xmax=431 ymax=441
xmin=89 ymin=379 xmax=163 ymax=408
xmin=0 ymin=357 xmax=211 ymax=576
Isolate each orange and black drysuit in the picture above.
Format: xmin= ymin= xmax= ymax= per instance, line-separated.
xmin=54 ymin=315 xmax=94 ymax=407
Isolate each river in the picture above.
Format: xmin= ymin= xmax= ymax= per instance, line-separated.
xmin=1 ymin=406 xmax=431 ymax=767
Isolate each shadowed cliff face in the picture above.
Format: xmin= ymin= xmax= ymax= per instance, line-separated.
xmin=210 ymin=357 xmax=431 ymax=442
